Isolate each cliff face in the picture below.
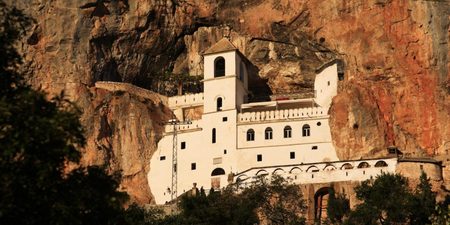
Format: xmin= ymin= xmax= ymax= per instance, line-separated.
xmin=11 ymin=0 xmax=449 ymax=203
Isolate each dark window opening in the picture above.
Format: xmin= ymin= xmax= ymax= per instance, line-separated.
xmin=211 ymin=168 xmax=225 ymax=176
xmin=290 ymin=152 xmax=295 ymax=159
xmin=284 ymin=126 xmax=292 ymax=138
xmin=222 ymin=117 xmax=227 ymax=122
xmin=317 ymin=122 xmax=321 ymax=126
xmin=257 ymin=154 xmax=262 ymax=162
xmin=224 ymin=149 xmax=227 ymax=154
xmin=212 ymin=128 xmax=216 ymax=143
xmin=327 ymin=81 xmax=330 ymax=86
xmin=265 ymin=127 xmax=273 ymax=140
xmin=191 ymin=163 xmax=196 ymax=170
xmin=302 ymin=124 xmax=311 ymax=137
xmin=160 ymin=156 xmax=166 ymax=161
xmin=312 ymin=146 xmax=318 ymax=150
xmin=217 ymin=97 xmax=223 ymax=111
xmin=214 ymin=57 xmax=225 ymax=77
xmin=181 ymin=142 xmax=186 ymax=149
xmin=247 ymin=129 xmax=255 ymax=141
xmin=338 ymin=72 xmax=344 ymax=81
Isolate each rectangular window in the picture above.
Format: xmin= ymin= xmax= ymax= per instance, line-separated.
xmin=222 ymin=117 xmax=228 ymax=122
xmin=160 ymin=156 xmax=166 ymax=161
xmin=181 ymin=142 xmax=186 ymax=149
xmin=224 ymin=149 xmax=227 ymax=154
xmin=212 ymin=128 xmax=216 ymax=143
xmin=312 ymin=146 xmax=318 ymax=150
xmin=257 ymin=154 xmax=262 ymax=162
xmin=290 ymin=152 xmax=295 ymax=159
xmin=191 ymin=163 xmax=196 ymax=170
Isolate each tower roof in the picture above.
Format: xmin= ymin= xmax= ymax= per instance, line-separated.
xmin=203 ymin=38 xmax=237 ymax=55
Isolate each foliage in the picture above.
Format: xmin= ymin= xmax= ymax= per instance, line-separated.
xmin=342 ymin=173 xmax=441 ymax=225
xmin=151 ymin=71 xmax=202 ymax=96
xmin=0 ymin=2 xmax=132 ymax=224
xmin=327 ymin=188 xmax=350 ymax=224
xmin=248 ymin=175 xmax=307 ymax=225
xmin=345 ymin=173 xmax=413 ymax=225
xmin=430 ymin=195 xmax=449 ymax=225
xmin=409 ymin=172 xmax=437 ymax=224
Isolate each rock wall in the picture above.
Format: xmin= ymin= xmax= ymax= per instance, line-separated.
xmin=9 ymin=0 xmax=450 ymax=203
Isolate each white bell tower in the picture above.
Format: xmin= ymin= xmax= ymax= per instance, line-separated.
xmin=202 ymin=38 xmax=248 ymax=113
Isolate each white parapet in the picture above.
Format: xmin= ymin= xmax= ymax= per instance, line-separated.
xmin=164 ymin=120 xmax=202 ymax=133
xmin=168 ymin=93 xmax=204 ymax=109
xmin=234 ymin=157 xmax=398 ymax=186
xmin=238 ymin=107 xmax=328 ymax=123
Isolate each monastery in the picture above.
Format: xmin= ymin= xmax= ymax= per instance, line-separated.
xmin=147 ymin=39 xmax=440 ymax=205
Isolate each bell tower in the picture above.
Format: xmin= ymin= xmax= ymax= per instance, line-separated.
xmin=202 ymin=38 xmax=248 ymax=113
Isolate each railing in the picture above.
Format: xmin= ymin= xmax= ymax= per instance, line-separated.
xmin=164 ymin=120 xmax=202 ymax=133
xmin=234 ymin=158 xmax=398 ymax=185
xmin=238 ymin=107 xmax=327 ymax=123
xmin=168 ymin=93 xmax=204 ymax=108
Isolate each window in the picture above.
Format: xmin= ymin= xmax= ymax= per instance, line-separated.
xmin=214 ymin=57 xmax=225 ymax=77
xmin=222 ymin=117 xmax=227 ymax=122
xmin=160 ymin=156 xmax=166 ymax=161
xmin=191 ymin=163 xmax=196 ymax=170
xmin=217 ymin=97 xmax=223 ymax=111
xmin=311 ymin=146 xmax=318 ymax=150
xmin=302 ymin=124 xmax=310 ymax=137
xmin=212 ymin=128 xmax=216 ymax=143
xmin=284 ymin=126 xmax=292 ymax=138
xmin=327 ymin=81 xmax=330 ymax=86
xmin=257 ymin=154 xmax=262 ymax=162
xmin=224 ymin=149 xmax=227 ymax=154
xmin=290 ymin=152 xmax=295 ymax=159
xmin=181 ymin=142 xmax=186 ymax=149
xmin=247 ymin=129 xmax=255 ymax=141
xmin=265 ymin=127 xmax=273 ymax=140
xmin=317 ymin=122 xmax=321 ymax=126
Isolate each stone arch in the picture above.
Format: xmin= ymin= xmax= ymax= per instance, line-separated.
xmin=357 ymin=162 xmax=370 ymax=168
xmin=374 ymin=160 xmax=388 ymax=167
xmin=341 ymin=163 xmax=353 ymax=170
xmin=323 ymin=164 xmax=337 ymax=171
xmin=314 ymin=187 xmax=332 ymax=223
xmin=307 ymin=165 xmax=320 ymax=172
xmin=272 ymin=168 xmax=285 ymax=175
xmin=290 ymin=167 xmax=302 ymax=174
xmin=214 ymin=57 xmax=225 ymax=77
xmin=256 ymin=169 xmax=269 ymax=176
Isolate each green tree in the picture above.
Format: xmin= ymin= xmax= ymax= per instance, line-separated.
xmin=345 ymin=173 xmax=413 ymax=225
xmin=246 ymin=175 xmax=307 ymax=225
xmin=327 ymin=188 xmax=350 ymax=224
xmin=409 ymin=172 xmax=436 ymax=225
xmin=0 ymin=2 xmax=133 ymax=224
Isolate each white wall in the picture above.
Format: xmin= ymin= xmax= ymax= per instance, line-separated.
xmin=204 ymin=51 xmax=236 ymax=80
xmin=314 ymin=63 xmax=338 ymax=108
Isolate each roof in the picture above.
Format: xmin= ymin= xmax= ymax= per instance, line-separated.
xmin=203 ymin=38 xmax=237 ymax=55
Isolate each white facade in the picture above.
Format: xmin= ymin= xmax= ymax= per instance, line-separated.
xmin=148 ymin=40 xmax=362 ymax=204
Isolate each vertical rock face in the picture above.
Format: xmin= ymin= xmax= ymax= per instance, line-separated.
xmin=10 ymin=0 xmax=450 ymax=203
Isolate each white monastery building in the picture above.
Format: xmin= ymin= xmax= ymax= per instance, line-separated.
xmin=148 ymin=39 xmax=398 ymax=204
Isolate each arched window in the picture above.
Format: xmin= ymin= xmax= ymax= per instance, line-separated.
xmin=302 ymin=124 xmax=310 ymax=137
xmin=374 ymin=161 xmax=388 ymax=167
xmin=265 ymin=127 xmax=273 ymax=140
xmin=357 ymin=162 xmax=370 ymax=168
xmin=211 ymin=168 xmax=225 ymax=176
xmin=212 ymin=128 xmax=216 ymax=143
xmin=341 ymin=163 xmax=353 ymax=170
xmin=214 ymin=57 xmax=225 ymax=77
xmin=284 ymin=126 xmax=292 ymax=138
xmin=217 ymin=97 xmax=223 ymax=111
xmin=247 ymin=129 xmax=255 ymax=141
